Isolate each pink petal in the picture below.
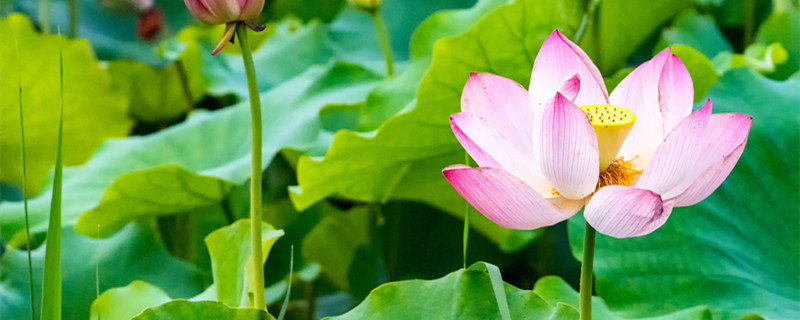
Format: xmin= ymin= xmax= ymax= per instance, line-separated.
xmin=671 ymin=113 xmax=752 ymax=206
xmin=636 ymin=101 xmax=712 ymax=199
xmin=450 ymin=113 xmax=553 ymax=195
xmin=184 ymin=0 xmax=223 ymax=24
xmin=442 ymin=165 xmax=578 ymax=230
xmin=672 ymin=142 xmax=746 ymax=207
xmin=199 ymin=0 xmax=239 ymax=23
xmin=614 ymin=49 xmax=692 ymax=169
xmin=659 ymin=54 xmax=694 ymax=134
xmin=536 ymin=93 xmax=599 ymax=200
xmin=557 ymin=73 xmax=581 ymax=102
xmin=529 ymin=30 xmax=608 ymax=108
xmin=238 ymin=0 xmax=264 ymax=20
xmin=461 ymin=73 xmax=534 ymax=159
xmin=584 ymin=186 xmax=672 ymax=238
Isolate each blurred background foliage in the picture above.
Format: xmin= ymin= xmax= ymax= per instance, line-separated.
xmin=0 ymin=0 xmax=798 ymax=319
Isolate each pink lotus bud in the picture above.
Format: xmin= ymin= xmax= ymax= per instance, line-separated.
xmin=183 ymin=0 xmax=265 ymax=25
xmin=98 ymin=0 xmax=153 ymax=15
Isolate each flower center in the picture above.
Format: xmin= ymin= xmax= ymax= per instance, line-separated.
xmin=595 ymin=157 xmax=642 ymax=191
xmin=580 ymin=105 xmax=636 ymax=170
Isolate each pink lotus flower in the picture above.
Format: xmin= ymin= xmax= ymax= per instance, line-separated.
xmin=183 ymin=0 xmax=266 ymax=55
xmin=443 ymin=30 xmax=752 ymax=238
xmin=184 ymin=0 xmax=263 ymax=25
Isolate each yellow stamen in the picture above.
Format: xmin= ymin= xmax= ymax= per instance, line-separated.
xmin=595 ymin=157 xmax=642 ymax=192
xmin=581 ymin=105 xmax=636 ymax=170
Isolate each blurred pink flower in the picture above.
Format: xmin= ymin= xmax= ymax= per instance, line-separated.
xmin=183 ymin=0 xmax=265 ymax=55
xmin=443 ymin=30 xmax=752 ymax=238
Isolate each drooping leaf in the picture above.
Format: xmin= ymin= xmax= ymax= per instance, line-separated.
xmin=89 ymin=281 xmax=172 ymax=320
xmin=328 ymin=262 xmax=574 ymax=320
xmin=569 ymin=69 xmax=800 ymax=319
xmin=0 ymin=224 xmax=207 ymax=320
xmin=0 ymin=14 xmax=132 ymax=195
xmin=204 ymin=219 xmax=284 ymax=307
xmin=291 ymin=0 xmax=582 ymax=252
xmin=131 ymin=300 xmax=275 ymax=320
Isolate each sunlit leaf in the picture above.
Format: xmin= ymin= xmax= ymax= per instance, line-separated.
xmin=131 ymin=300 xmax=275 ymax=320
xmin=205 ymin=219 xmax=284 ymax=307
xmin=328 ymin=262 xmax=572 ymax=319
xmin=89 ymin=281 xmax=172 ymax=320
xmin=0 ymin=14 xmax=132 ymax=195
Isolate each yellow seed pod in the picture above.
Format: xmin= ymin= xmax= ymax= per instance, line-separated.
xmin=580 ymin=105 xmax=636 ymax=171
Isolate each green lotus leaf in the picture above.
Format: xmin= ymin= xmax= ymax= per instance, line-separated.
xmin=0 ymin=14 xmax=132 ymax=196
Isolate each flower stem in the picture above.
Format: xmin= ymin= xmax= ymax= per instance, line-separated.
xmin=462 ymin=151 xmax=470 ymax=269
xmin=236 ymin=22 xmax=265 ymax=311
xmin=67 ymin=0 xmax=77 ymax=38
xmin=369 ymin=11 xmax=394 ymax=76
xmin=580 ymin=223 xmax=596 ymax=320
xmin=174 ymin=60 xmax=194 ymax=110
xmin=39 ymin=0 xmax=50 ymax=34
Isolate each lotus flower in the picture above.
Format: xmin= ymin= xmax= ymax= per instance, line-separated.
xmin=443 ymin=30 xmax=751 ymax=238
xmin=183 ymin=0 xmax=266 ymax=55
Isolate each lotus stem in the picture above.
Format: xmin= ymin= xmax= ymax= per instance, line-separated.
xmin=39 ymin=0 xmax=50 ymax=33
xmin=369 ymin=11 xmax=394 ymax=76
xmin=580 ymin=223 xmax=596 ymax=320
xmin=236 ymin=22 xmax=266 ymax=311
xmin=68 ymin=0 xmax=77 ymax=37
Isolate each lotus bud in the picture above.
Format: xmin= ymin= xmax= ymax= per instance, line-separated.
xmin=349 ymin=0 xmax=382 ymax=13
xmin=183 ymin=0 xmax=265 ymax=25
xmin=183 ymin=0 xmax=267 ymax=55
xmin=98 ymin=0 xmax=153 ymax=15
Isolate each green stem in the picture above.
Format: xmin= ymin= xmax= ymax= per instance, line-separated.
xmin=462 ymin=151 xmax=470 ymax=269
xmin=744 ymin=0 xmax=755 ymax=48
xmin=67 ymin=0 xmax=77 ymax=38
xmin=38 ymin=0 xmax=50 ymax=33
xmin=175 ymin=60 xmax=194 ymax=111
xmin=17 ymin=42 xmax=36 ymax=320
xmin=236 ymin=22 xmax=266 ymax=311
xmin=579 ymin=223 xmax=596 ymax=320
xmin=369 ymin=12 xmax=394 ymax=76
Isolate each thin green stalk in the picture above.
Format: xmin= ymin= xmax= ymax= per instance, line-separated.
xmin=369 ymin=12 xmax=394 ymax=76
xmin=175 ymin=60 xmax=194 ymax=110
xmin=462 ymin=151 xmax=470 ymax=269
xmin=67 ymin=0 xmax=77 ymax=37
xmin=16 ymin=41 xmax=36 ymax=320
xmin=277 ymin=245 xmax=294 ymax=320
xmin=579 ymin=223 xmax=596 ymax=320
xmin=744 ymin=0 xmax=755 ymax=48
xmin=41 ymin=32 xmax=65 ymax=320
xmin=236 ymin=22 xmax=266 ymax=311
xmin=38 ymin=0 xmax=50 ymax=33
